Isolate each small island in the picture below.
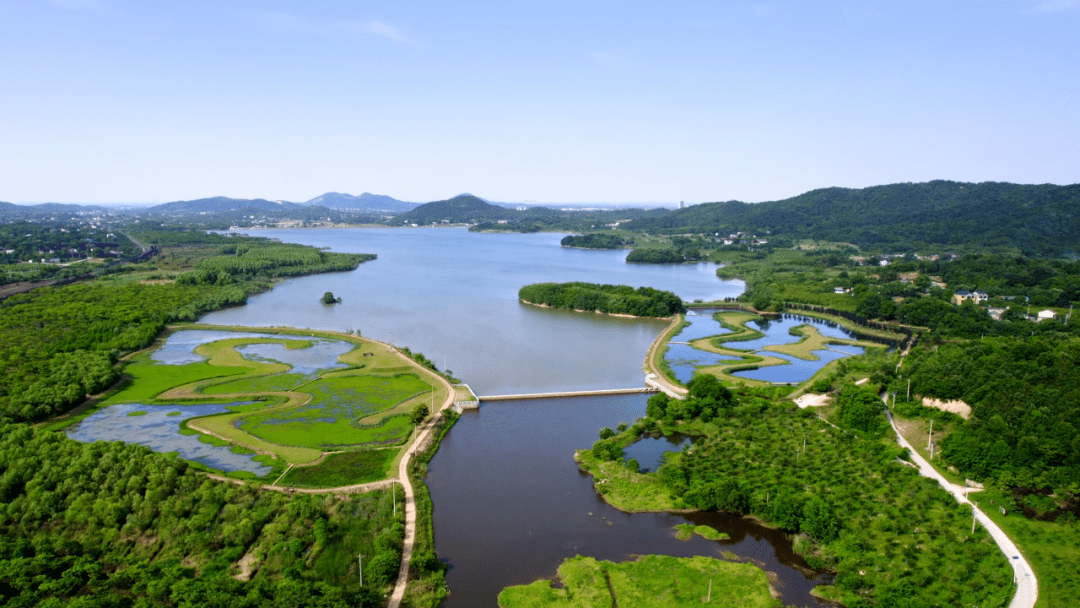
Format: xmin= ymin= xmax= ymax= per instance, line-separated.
xmin=518 ymin=282 xmax=685 ymax=318
xmin=320 ymin=291 xmax=342 ymax=304
xmin=626 ymin=246 xmax=699 ymax=263
xmin=560 ymin=233 xmax=634 ymax=249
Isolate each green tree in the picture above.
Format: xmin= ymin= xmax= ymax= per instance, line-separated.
xmin=410 ymin=402 xmax=429 ymax=426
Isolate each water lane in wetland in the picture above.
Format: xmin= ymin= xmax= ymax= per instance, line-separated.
xmin=426 ymin=395 xmax=828 ymax=608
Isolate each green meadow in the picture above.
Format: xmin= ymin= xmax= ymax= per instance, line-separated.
xmin=85 ymin=325 xmax=450 ymax=484
xmin=497 ymin=555 xmax=779 ymax=608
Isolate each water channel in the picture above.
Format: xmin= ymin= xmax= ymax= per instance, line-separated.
xmin=665 ymin=310 xmax=868 ymax=385
xmin=190 ymin=228 xmax=830 ymax=606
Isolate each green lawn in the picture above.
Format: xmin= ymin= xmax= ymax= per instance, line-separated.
xmin=497 ymin=555 xmax=780 ymax=608
xmin=103 ymin=353 xmax=248 ymax=404
xmin=202 ymin=373 xmax=309 ymax=394
xmin=282 ymin=449 xmax=397 ymax=488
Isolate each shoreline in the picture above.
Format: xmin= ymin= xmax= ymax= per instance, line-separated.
xmin=518 ymin=298 xmax=678 ymax=320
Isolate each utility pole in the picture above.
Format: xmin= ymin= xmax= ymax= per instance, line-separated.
xmin=972 ymin=504 xmax=977 ymax=534
xmin=393 ymin=483 xmax=396 ymax=517
xmin=928 ymin=419 xmax=933 ymax=450
xmin=358 ymin=554 xmax=363 ymax=586
xmin=707 ymin=579 xmax=712 ymax=603
xmin=907 ymin=379 xmax=911 ymax=402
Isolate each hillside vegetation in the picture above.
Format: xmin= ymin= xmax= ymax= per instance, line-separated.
xmin=624 ymin=181 xmax=1080 ymax=256
xmin=519 ymin=282 xmax=685 ymax=318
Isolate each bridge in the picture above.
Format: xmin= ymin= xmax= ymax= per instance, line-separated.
xmin=478 ymin=386 xmax=660 ymax=402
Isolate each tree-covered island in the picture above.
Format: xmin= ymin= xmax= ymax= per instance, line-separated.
xmin=518 ymin=282 xmax=685 ymax=318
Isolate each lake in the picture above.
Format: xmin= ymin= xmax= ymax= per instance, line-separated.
xmin=201 ymin=228 xmax=743 ymax=395
xmin=192 ymin=228 xmax=827 ymax=605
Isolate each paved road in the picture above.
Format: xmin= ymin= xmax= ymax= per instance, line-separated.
xmin=885 ymin=406 xmax=1038 ymax=608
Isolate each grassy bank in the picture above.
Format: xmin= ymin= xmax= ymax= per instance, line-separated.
xmin=497 ymin=555 xmax=780 ymax=608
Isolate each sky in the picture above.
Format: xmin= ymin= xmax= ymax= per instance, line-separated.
xmin=1 ymin=1 xmax=1078 ymax=205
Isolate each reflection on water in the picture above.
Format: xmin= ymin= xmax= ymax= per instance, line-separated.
xmin=152 ymin=330 xmax=279 ymax=365
xmin=200 ymin=228 xmax=744 ymax=395
xmin=67 ymin=402 xmax=270 ymax=475
xmin=427 ymin=395 xmax=827 ymax=608
xmin=735 ymin=348 xmax=863 ymax=383
xmin=622 ymin=434 xmax=692 ymax=472
xmin=667 ymin=311 xmax=869 ymax=385
xmin=235 ymin=339 xmax=353 ymax=376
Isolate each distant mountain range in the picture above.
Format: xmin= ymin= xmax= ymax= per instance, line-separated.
xmin=302 ymin=192 xmax=418 ymax=213
xmin=146 ymin=197 xmax=304 ymax=214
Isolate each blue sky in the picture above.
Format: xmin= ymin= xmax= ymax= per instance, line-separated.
xmin=2 ymin=1 xmax=1077 ymax=204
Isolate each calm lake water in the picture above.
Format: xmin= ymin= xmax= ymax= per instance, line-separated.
xmin=202 ymin=228 xmax=743 ymax=395
xmin=426 ymin=395 xmax=826 ymax=607
xmin=187 ymin=229 xmax=826 ymax=605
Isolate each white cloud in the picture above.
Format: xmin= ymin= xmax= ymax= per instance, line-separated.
xmin=366 ymin=21 xmax=411 ymax=44
xmin=1031 ymin=0 xmax=1080 ymax=13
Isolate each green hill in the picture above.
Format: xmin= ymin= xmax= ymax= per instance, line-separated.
xmin=391 ymin=195 xmax=513 ymax=225
xmin=624 ymin=181 xmax=1080 ymax=256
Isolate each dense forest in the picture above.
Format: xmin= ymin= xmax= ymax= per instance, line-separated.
xmin=518 ymin=282 xmax=685 ymax=318
xmin=0 ymin=423 xmax=399 ymax=606
xmin=899 ymin=337 xmax=1080 ymax=488
xmin=0 ymin=230 xmax=373 ymax=423
xmin=584 ymin=378 xmax=1014 ymax=608
xmin=623 ymin=181 xmax=1080 ymax=256
xmin=625 ymin=247 xmax=692 ymax=263
xmin=559 ymin=233 xmax=633 ymax=249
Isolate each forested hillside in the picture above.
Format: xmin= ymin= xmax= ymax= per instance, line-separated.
xmin=624 ymin=181 xmax=1080 ymax=256
xmin=391 ymin=195 xmax=512 ymax=224
xmin=900 ymin=337 xmax=1080 ymax=488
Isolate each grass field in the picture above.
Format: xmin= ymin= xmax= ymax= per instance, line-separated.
xmin=497 ymin=555 xmax=780 ymax=608
xmin=201 ymin=373 xmax=309 ymax=394
xmin=239 ymin=373 xmax=432 ymax=447
xmin=103 ymin=353 xmax=248 ymax=404
xmin=281 ymin=449 xmax=397 ymax=488
xmin=674 ymin=523 xmax=729 ymax=541
xmin=85 ymin=325 xmax=452 ymax=482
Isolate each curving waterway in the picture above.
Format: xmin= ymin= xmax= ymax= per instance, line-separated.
xmin=196 ymin=228 xmax=828 ymax=606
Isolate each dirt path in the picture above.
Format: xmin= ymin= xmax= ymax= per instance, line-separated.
xmin=203 ymin=473 xmax=398 ymax=495
xmin=643 ymin=314 xmax=688 ymax=399
xmin=387 ymin=377 xmax=456 ymax=608
xmin=884 ymin=403 xmax=1037 ymax=608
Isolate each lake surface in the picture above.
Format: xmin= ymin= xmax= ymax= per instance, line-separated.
xmin=186 ymin=228 xmax=828 ymax=605
xmin=202 ymin=228 xmax=743 ymax=395
xmin=426 ymin=395 xmax=827 ymax=607
xmin=622 ymin=433 xmax=692 ymax=472
xmin=67 ymin=402 xmax=270 ymax=475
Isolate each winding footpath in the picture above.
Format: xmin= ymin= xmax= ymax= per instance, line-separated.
xmin=884 ymin=406 xmax=1037 ymax=608
xmin=387 ymin=386 xmax=455 ymax=608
